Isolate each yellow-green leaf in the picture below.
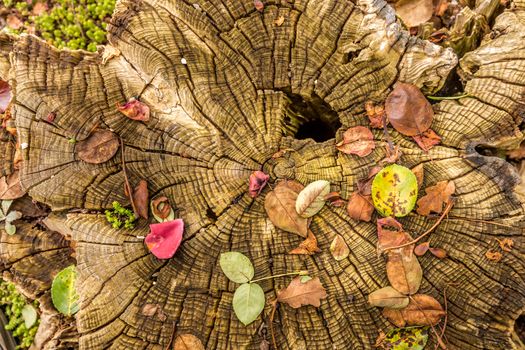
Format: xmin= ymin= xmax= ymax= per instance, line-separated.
xmin=371 ymin=164 xmax=418 ymax=217
xmin=220 ymin=252 xmax=254 ymax=284
xmin=51 ymin=265 xmax=79 ymax=316
xmin=383 ymin=327 xmax=428 ymax=350
xmin=232 ymin=283 xmax=265 ymax=325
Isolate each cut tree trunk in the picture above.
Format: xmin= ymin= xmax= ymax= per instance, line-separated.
xmin=1 ymin=0 xmax=525 ymax=349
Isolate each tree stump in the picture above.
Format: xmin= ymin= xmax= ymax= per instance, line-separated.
xmin=1 ymin=0 xmax=525 ymax=349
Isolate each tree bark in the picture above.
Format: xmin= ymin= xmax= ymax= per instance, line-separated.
xmin=0 ymin=0 xmax=525 ymax=349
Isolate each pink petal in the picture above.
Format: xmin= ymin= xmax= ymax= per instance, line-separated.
xmin=145 ymin=219 xmax=184 ymax=259
xmin=248 ymin=171 xmax=269 ymax=198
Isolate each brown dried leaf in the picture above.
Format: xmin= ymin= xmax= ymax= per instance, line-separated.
xmin=411 ymin=164 xmax=424 ymax=189
xmin=151 ymin=196 xmax=172 ymax=220
xmin=393 ymin=0 xmax=433 ymax=27
xmin=369 ymin=286 xmax=410 ymax=309
xmin=0 ymin=171 xmax=25 ymax=200
xmin=382 ymin=308 xmax=406 ymax=327
xmin=485 ymin=250 xmax=502 ymax=262
xmin=264 ymin=180 xmax=308 ymax=237
xmin=6 ymin=14 xmax=23 ymax=30
xmin=347 ymin=192 xmax=374 ymax=222
xmin=380 ymin=145 xmax=401 ymax=165
xmin=76 ymin=129 xmax=119 ymax=164
xmin=397 ymin=294 xmax=445 ymax=326
xmin=141 ymin=303 xmax=158 ymax=317
xmin=117 ymin=98 xmax=150 ymax=122
xmin=133 ymin=180 xmax=149 ymax=219
xmin=386 ymin=244 xmax=422 ymax=295
xmin=249 ymin=171 xmax=270 ymax=198
xmin=414 ymin=242 xmax=430 ymax=256
xmin=276 ymin=276 xmax=327 ymax=308
xmin=32 ymin=2 xmax=49 ymax=15
xmin=274 ymin=16 xmax=285 ymax=26
xmin=330 ymin=234 xmax=349 ymax=260
xmin=101 ymin=46 xmax=121 ymax=65
xmin=385 ymin=82 xmax=433 ymax=136
xmin=336 ymin=126 xmax=375 ymax=157
xmin=429 ymin=247 xmax=447 ymax=259
xmin=365 ymin=101 xmax=387 ymax=129
xmin=325 ymin=192 xmax=345 ymax=207
xmin=174 ymin=334 xmax=205 ymax=350
xmin=416 ymin=180 xmax=455 ymax=216
xmin=289 ymin=229 xmax=320 ymax=255
xmin=497 ymin=238 xmax=514 ymax=252
xmin=357 ymin=166 xmax=382 ymax=196
xmin=412 ymin=129 xmax=441 ymax=152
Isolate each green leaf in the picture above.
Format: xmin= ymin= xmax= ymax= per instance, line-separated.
xmin=21 ymin=304 xmax=37 ymax=328
xmin=4 ymin=221 xmax=16 ymax=235
xmin=232 ymin=283 xmax=265 ymax=325
xmin=383 ymin=327 xmax=428 ymax=350
xmin=371 ymin=164 xmax=418 ymax=217
xmin=51 ymin=265 xmax=80 ymax=316
xmin=295 ymin=180 xmax=331 ymax=218
xmin=2 ymin=200 xmax=13 ymax=214
xmin=220 ymin=252 xmax=254 ymax=283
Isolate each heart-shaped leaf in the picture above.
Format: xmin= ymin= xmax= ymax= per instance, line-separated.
xmin=368 ymin=286 xmax=409 ymax=309
xmin=382 ymin=327 xmax=428 ymax=350
xmin=330 ymin=234 xmax=350 ymax=261
xmin=264 ymin=180 xmax=308 ymax=237
xmin=276 ymin=276 xmax=327 ymax=308
xmin=51 ymin=265 xmax=80 ymax=316
xmin=383 ymin=294 xmax=445 ymax=327
xmin=295 ymin=180 xmax=330 ymax=218
xmin=21 ymin=304 xmax=37 ymax=328
xmin=76 ymin=129 xmax=119 ymax=164
xmin=145 ymin=219 xmax=184 ymax=259
xmin=371 ymin=164 xmax=418 ymax=217
xmin=174 ymin=334 xmax=205 ymax=350
xmin=232 ymin=283 xmax=265 ymax=325
xmin=220 ymin=252 xmax=254 ymax=283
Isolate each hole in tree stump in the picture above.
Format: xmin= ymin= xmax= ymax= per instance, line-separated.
xmin=515 ymin=314 xmax=525 ymax=344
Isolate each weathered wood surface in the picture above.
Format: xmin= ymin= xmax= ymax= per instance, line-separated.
xmin=0 ymin=0 xmax=524 ymax=349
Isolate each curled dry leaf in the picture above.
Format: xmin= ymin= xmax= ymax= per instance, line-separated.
xmin=117 ymin=97 xmax=150 ymax=122
xmin=133 ymin=180 xmax=149 ymax=219
xmin=264 ymin=180 xmax=308 ymax=237
xmin=411 ymin=164 xmax=424 ymax=189
xmin=145 ymin=219 xmax=184 ymax=259
xmin=485 ymin=250 xmax=502 ymax=262
xmin=414 ymin=242 xmax=430 ymax=256
xmin=76 ymin=129 xmax=119 ymax=164
xmin=371 ymin=164 xmax=418 ymax=217
xmin=416 ymin=180 xmax=455 ymax=216
xmin=277 ymin=276 xmax=327 ymax=308
xmin=0 ymin=80 xmax=11 ymax=113
xmin=274 ymin=16 xmax=285 ymax=26
xmin=347 ymin=192 xmax=374 ymax=222
xmin=383 ymin=294 xmax=445 ymax=327
xmin=496 ymin=238 xmax=514 ymax=252
xmin=429 ymin=247 xmax=447 ymax=259
xmin=365 ymin=101 xmax=386 ymax=129
xmin=336 ymin=126 xmax=375 ymax=157
xmin=325 ymin=192 xmax=345 ymax=207
xmin=174 ymin=334 xmax=205 ymax=350
xmin=368 ymin=286 xmax=409 ymax=309
xmin=289 ymin=229 xmax=320 ymax=255
xmin=151 ymin=196 xmax=174 ymax=222
xmin=385 ymin=82 xmax=433 ymax=136
xmin=295 ymin=180 xmax=330 ymax=218
xmin=413 ymin=129 xmax=441 ymax=152
xmin=249 ymin=171 xmax=270 ymax=198
xmin=0 ymin=171 xmax=25 ymax=200
xmin=393 ymin=0 xmax=433 ymax=27
xmin=330 ymin=234 xmax=350 ymax=261
xmin=141 ymin=303 xmax=158 ymax=317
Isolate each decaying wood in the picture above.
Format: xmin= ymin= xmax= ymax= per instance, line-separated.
xmin=0 ymin=0 xmax=524 ymax=349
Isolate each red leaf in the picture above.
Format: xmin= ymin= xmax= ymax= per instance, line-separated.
xmin=0 ymin=81 xmax=11 ymax=114
xmin=336 ymin=126 xmax=375 ymax=157
xmin=145 ymin=219 xmax=184 ymax=259
xmin=414 ymin=242 xmax=430 ymax=256
xmin=249 ymin=171 xmax=269 ymax=198
xmin=117 ymin=98 xmax=150 ymax=122
xmin=346 ymin=192 xmax=374 ymax=222
xmin=412 ymin=129 xmax=441 ymax=152
xmin=134 ymin=180 xmax=149 ymax=219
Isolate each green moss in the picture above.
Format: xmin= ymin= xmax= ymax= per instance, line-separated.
xmin=2 ymin=0 xmax=116 ymax=52
xmin=0 ymin=280 xmax=39 ymax=349
xmin=105 ymin=201 xmax=136 ymax=229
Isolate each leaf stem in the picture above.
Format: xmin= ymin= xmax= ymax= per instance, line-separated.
xmin=426 ymin=93 xmax=471 ymax=101
xmin=250 ymin=270 xmax=308 ymax=284
xmin=119 ymin=137 xmax=138 ymax=217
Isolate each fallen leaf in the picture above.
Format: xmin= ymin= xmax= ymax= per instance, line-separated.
xmin=151 ymin=196 xmax=174 ymax=222
xmin=289 ymin=229 xmax=320 ymax=255
xmin=274 ymin=16 xmax=285 ymax=26
xmin=76 ymin=129 xmax=119 ymax=164
xmin=384 ymin=294 xmax=445 ymax=327
xmin=101 ymin=46 xmax=121 ymax=65
xmin=380 ymin=145 xmax=401 ymax=165
xmin=277 ymin=276 xmax=327 ymax=308
xmin=220 ymin=252 xmax=254 ymax=283
xmin=411 ymin=164 xmax=424 ymax=189
xmin=371 ymin=164 xmax=418 ymax=217
xmin=254 ymin=0 xmax=264 ymax=12
xmin=376 ymin=217 xmax=404 ymax=251
xmin=264 ymin=180 xmax=308 ymax=237
xmin=428 ymin=28 xmax=449 ymax=44
xmin=133 ymin=180 xmax=148 ymax=219
xmin=416 ymin=180 xmax=455 ymax=216
xmin=249 ymin=171 xmax=270 ymax=198
xmin=485 ymin=250 xmax=502 ymax=262
xmin=145 ymin=219 xmax=184 ymax=259
xmin=141 ymin=303 xmax=158 ymax=317
xmin=174 ymin=334 xmax=205 ymax=350
xmin=346 ymin=192 xmax=374 ymax=222
xmin=324 ymin=192 xmax=345 ymax=207
xmin=383 ymin=327 xmax=429 ymax=350
xmin=21 ymin=304 xmax=37 ymax=328
xmin=233 ymin=283 xmax=265 ymax=325
xmin=434 ymin=0 xmax=450 ymax=16
xmin=295 ymin=180 xmax=330 ymax=218
xmin=0 ymin=171 xmax=25 ymax=200
xmin=413 ymin=129 xmax=441 ymax=152
xmin=496 ymin=238 xmax=513 ymax=252
xmin=357 ymin=166 xmax=382 ymax=196
xmin=368 ymin=286 xmax=409 ymax=309
xmin=429 ymin=247 xmax=447 ymax=259
xmin=385 ymin=82 xmax=433 ymax=136
xmin=365 ymin=101 xmax=387 ymax=129
xmin=393 ymin=0 xmax=433 ymax=27
xmin=117 ymin=97 xmax=150 ymax=122
xmin=336 ymin=126 xmax=375 ymax=157
xmin=6 ymin=14 xmax=23 ymax=30
xmin=51 ymin=265 xmax=79 ymax=316
xmin=330 ymin=234 xmax=350 ymax=260
xmin=386 ymin=244 xmax=422 ymax=295
xmin=0 ymin=81 xmax=11 ymax=113
xmin=414 ymin=242 xmax=430 ymax=256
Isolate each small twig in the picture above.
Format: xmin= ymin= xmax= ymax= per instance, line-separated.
xmin=250 ymin=270 xmax=308 ymax=284
xmin=436 ymin=283 xmax=458 ymax=349
xmin=383 ymin=200 xmax=455 ymax=252
xmin=119 ymin=137 xmax=138 ymax=216
xmin=164 ymin=321 xmax=176 ymax=350
xmin=382 ymin=114 xmax=395 ymax=153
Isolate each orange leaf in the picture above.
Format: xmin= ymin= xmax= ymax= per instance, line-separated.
xmin=336 ymin=126 xmax=375 ymax=157
xmin=289 ymin=229 xmax=320 ymax=255
xmin=264 ymin=180 xmax=308 ymax=237
xmin=174 ymin=334 xmax=205 ymax=350
xmin=384 ymin=294 xmax=445 ymax=327
xmin=117 ymin=98 xmax=150 ymax=122
xmin=414 ymin=242 xmax=429 ymax=256
xmin=416 ymin=180 xmax=455 ymax=216
xmin=485 ymin=250 xmax=502 ymax=262
xmin=412 ymin=129 xmax=441 ymax=152
xmin=429 ymin=247 xmax=447 ymax=259
xmin=496 ymin=238 xmax=513 ymax=252
xmin=346 ymin=192 xmax=374 ymax=222
xmin=276 ymin=276 xmax=327 ymax=308
xmin=365 ymin=101 xmax=386 ymax=129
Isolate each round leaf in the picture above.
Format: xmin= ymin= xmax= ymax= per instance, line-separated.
xmin=295 ymin=180 xmax=330 ymax=218
xmin=21 ymin=304 xmax=37 ymax=328
xmin=76 ymin=129 xmax=119 ymax=164
xmin=371 ymin=164 xmax=418 ymax=217
xmin=232 ymin=283 xmax=265 ymax=325
xmin=51 ymin=265 xmax=80 ymax=316
xmin=220 ymin=252 xmax=254 ymax=283
xmin=4 ymin=221 xmax=16 ymax=235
